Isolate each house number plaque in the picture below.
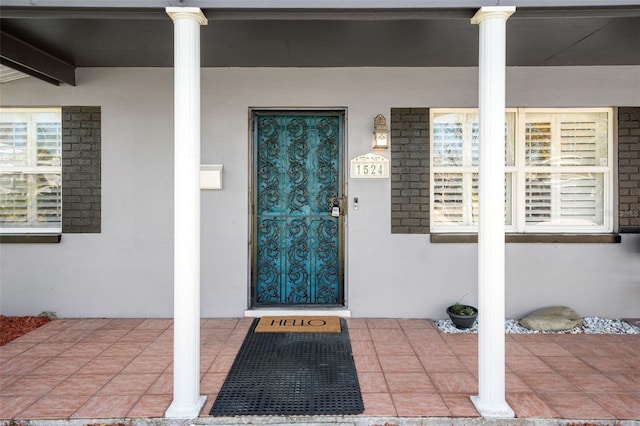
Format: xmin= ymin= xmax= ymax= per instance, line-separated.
xmin=350 ymin=153 xmax=389 ymax=178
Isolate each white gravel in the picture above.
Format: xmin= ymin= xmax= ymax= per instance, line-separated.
xmin=435 ymin=316 xmax=640 ymax=334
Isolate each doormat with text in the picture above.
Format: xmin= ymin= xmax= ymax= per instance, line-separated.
xmin=209 ymin=318 xmax=363 ymax=416
xmin=255 ymin=316 xmax=341 ymax=333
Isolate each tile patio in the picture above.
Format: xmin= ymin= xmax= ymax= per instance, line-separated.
xmin=0 ymin=317 xmax=639 ymax=423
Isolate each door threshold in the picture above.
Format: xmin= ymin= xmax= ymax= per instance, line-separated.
xmin=244 ymin=308 xmax=351 ymax=318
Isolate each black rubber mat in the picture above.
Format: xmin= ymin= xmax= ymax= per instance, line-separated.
xmin=209 ymin=318 xmax=364 ymax=416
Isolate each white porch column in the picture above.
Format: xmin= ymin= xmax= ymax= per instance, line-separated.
xmin=470 ymin=6 xmax=515 ymax=419
xmin=165 ymin=7 xmax=208 ymax=419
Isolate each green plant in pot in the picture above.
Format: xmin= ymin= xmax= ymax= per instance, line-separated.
xmin=446 ymin=296 xmax=478 ymax=329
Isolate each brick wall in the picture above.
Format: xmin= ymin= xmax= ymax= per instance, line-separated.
xmin=61 ymin=106 xmax=101 ymax=233
xmin=618 ymin=107 xmax=640 ymax=233
xmin=390 ymin=108 xmax=430 ymax=234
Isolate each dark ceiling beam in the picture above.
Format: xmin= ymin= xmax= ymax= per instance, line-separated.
xmin=0 ymin=58 xmax=59 ymax=85
xmin=0 ymin=31 xmax=76 ymax=86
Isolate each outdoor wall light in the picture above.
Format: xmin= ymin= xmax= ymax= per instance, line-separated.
xmin=372 ymin=114 xmax=389 ymax=150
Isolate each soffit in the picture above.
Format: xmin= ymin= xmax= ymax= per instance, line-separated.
xmin=0 ymin=6 xmax=639 ymax=84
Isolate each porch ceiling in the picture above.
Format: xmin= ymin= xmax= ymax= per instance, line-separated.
xmin=0 ymin=6 xmax=639 ymax=85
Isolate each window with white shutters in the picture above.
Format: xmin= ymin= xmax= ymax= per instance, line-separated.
xmin=521 ymin=111 xmax=609 ymax=232
xmin=431 ymin=109 xmax=516 ymax=232
xmin=0 ymin=108 xmax=62 ymax=233
xmin=431 ymin=112 xmax=480 ymax=228
xmin=431 ymin=108 xmax=612 ymax=233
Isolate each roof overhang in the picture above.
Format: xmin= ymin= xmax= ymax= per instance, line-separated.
xmin=1 ymin=1 xmax=639 ymax=85
xmin=2 ymin=0 xmax=640 ymax=7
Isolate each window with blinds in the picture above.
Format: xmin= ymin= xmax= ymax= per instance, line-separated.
xmin=431 ymin=108 xmax=612 ymax=233
xmin=522 ymin=111 xmax=609 ymax=231
xmin=431 ymin=109 xmax=516 ymax=231
xmin=0 ymin=108 xmax=62 ymax=233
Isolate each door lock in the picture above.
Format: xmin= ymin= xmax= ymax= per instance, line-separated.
xmin=329 ymin=196 xmax=346 ymax=217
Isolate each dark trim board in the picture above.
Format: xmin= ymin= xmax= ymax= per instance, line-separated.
xmin=430 ymin=233 xmax=622 ymax=243
xmin=0 ymin=234 xmax=61 ymax=243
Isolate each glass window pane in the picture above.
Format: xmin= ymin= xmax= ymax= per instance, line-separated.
xmin=471 ymin=173 xmax=479 ymax=225
xmin=505 ymin=173 xmax=513 ymax=226
xmin=37 ymin=121 xmax=62 ymax=166
xmin=0 ymin=173 xmax=62 ymax=228
xmin=505 ymin=112 xmax=516 ymax=166
xmin=525 ymin=114 xmax=552 ymax=166
xmin=525 ymin=172 xmax=604 ymax=227
xmin=0 ymin=121 xmax=28 ymax=167
xmin=0 ymin=173 xmax=29 ymax=224
xmin=433 ymin=173 xmax=464 ymax=224
xmin=558 ymin=173 xmax=604 ymax=225
xmin=525 ymin=173 xmax=552 ymax=223
xmin=525 ymin=112 xmax=608 ymax=167
xmin=558 ymin=112 xmax=608 ymax=166
xmin=433 ymin=172 xmax=478 ymax=226
xmin=471 ymin=122 xmax=479 ymax=167
xmin=432 ymin=114 xmax=466 ymax=167
xmin=36 ymin=174 xmax=62 ymax=223
xmin=434 ymin=112 xmax=515 ymax=168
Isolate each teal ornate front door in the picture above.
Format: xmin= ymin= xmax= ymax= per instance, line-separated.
xmin=252 ymin=112 xmax=344 ymax=306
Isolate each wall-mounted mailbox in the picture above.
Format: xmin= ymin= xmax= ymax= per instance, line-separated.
xmin=200 ymin=164 xmax=223 ymax=190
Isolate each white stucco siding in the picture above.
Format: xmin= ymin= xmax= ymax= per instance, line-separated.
xmin=1 ymin=66 xmax=639 ymax=319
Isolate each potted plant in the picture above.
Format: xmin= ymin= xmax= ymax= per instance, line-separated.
xmin=446 ymin=296 xmax=478 ymax=329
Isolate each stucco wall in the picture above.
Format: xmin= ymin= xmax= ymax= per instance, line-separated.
xmin=1 ymin=66 xmax=639 ymax=319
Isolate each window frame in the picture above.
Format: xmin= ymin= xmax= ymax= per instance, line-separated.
xmin=0 ymin=107 xmax=63 ymax=234
xmin=430 ymin=107 xmax=614 ymax=234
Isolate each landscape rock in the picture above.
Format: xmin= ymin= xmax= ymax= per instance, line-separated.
xmin=520 ymin=306 xmax=583 ymax=331
xmin=435 ymin=316 xmax=640 ymax=334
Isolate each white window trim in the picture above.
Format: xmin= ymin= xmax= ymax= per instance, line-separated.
xmin=430 ymin=107 xmax=614 ymax=234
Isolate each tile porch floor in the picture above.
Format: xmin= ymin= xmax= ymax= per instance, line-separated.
xmin=0 ymin=317 xmax=639 ymax=422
